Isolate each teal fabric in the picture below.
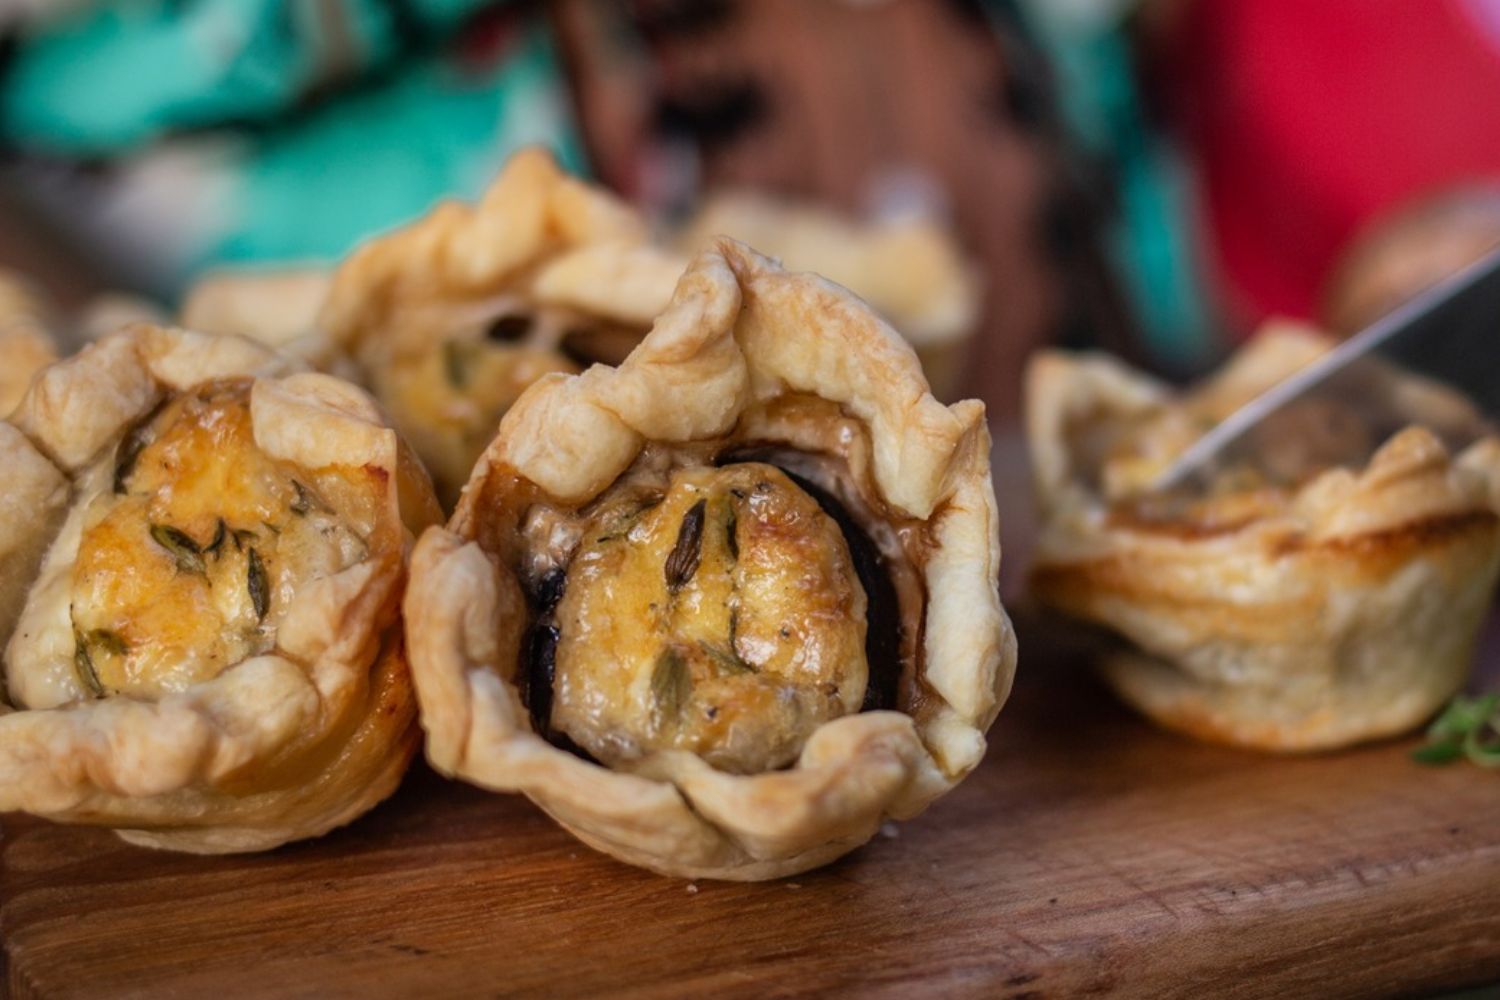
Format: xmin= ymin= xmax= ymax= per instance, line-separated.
xmin=2 ymin=1 xmax=471 ymax=152
xmin=0 ymin=0 xmax=584 ymax=292
xmin=1001 ymin=0 xmax=1220 ymax=369
xmin=213 ymin=21 xmax=584 ymax=267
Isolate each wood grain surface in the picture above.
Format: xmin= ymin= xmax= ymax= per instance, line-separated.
xmin=5 ymin=618 xmax=1500 ymax=999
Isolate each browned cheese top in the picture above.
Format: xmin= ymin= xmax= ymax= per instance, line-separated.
xmin=69 ymin=379 xmax=388 ymax=701
xmin=547 ymin=463 xmax=868 ymax=774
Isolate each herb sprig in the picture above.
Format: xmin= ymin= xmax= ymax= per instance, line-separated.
xmin=1412 ymin=693 xmax=1500 ymax=768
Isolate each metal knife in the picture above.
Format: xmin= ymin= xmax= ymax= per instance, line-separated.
xmin=1153 ymin=244 xmax=1500 ymax=494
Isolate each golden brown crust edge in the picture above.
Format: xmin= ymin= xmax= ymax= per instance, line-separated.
xmin=114 ymin=637 xmax=422 ymax=853
xmin=1025 ymin=333 xmax=1500 ymax=752
xmin=318 ymin=147 xmax=686 ymax=362
xmin=0 ymin=324 xmax=441 ymax=851
xmin=404 ymin=241 xmax=1015 ymax=880
xmin=179 ymin=266 xmax=348 ymax=375
xmin=313 ymin=148 xmax=690 ymax=504
xmin=673 ymin=192 xmax=981 ymax=399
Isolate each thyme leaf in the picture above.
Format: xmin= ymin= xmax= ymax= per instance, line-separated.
xmin=205 ymin=518 xmax=228 ymax=556
xmin=149 ymin=523 xmax=206 ymax=576
xmin=87 ymin=629 xmax=128 ymax=656
xmin=650 ymin=647 xmax=692 ymax=727
xmin=664 ymin=499 xmax=706 ymax=591
xmin=699 ymin=641 xmax=753 ymax=676
xmin=247 ymin=547 xmax=270 ymax=620
xmin=71 ymin=631 xmax=113 ymax=698
xmin=111 ymin=400 xmax=165 ymax=494
xmin=725 ymin=507 xmax=739 ymax=561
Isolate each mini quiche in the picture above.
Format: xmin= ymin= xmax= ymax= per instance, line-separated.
xmin=405 ymin=240 xmax=1014 ymax=881
xmin=1026 ymin=324 xmax=1500 ymax=752
xmin=319 ymin=148 xmax=688 ymax=506
xmin=674 ymin=192 xmax=980 ymax=400
xmin=0 ymin=323 xmax=441 ymax=852
xmin=0 ymin=269 xmax=60 ymax=416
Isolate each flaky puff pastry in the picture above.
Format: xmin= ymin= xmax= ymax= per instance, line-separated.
xmin=0 ymin=324 xmax=442 ymax=852
xmin=0 ymin=270 xmax=60 ymax=417
xmin=405 ymin=240 xmax=1014 ymax=880
xmin=180 ymin=266 xmax=343 ymax=373
xmin=319 ymin=148 xmax=688 ymax=505
xmin=1027 ymin=325 xmax=1500 ymax=752
xmin=675 ymin=193 xmax=980 ymax=400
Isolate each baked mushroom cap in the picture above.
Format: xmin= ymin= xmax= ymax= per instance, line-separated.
xmin=318 ymin=147 xmax=689 ymax=505
xmin=0 ymin=324 xmax=442 ymax=852
xmin=1026 ymin=325 xmax=1500 ymax=751
xmin=404 ymin=240 xmax=1014 ymax=880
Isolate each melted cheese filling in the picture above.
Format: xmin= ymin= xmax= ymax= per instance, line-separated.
xmin=376 ymin=335 xmax=575 ymax=494
xmin=370 ymin=304 xmax=608 ymax=502
xmin=68 ymin=379 xmax=383 ymax=700
xmin=546 ymin=464 xmax=868 ymax=774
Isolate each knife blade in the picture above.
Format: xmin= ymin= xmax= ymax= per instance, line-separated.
xmin=1153 ymin=244 xmax=1500 ymax=494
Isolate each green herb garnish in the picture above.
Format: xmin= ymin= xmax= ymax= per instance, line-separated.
xmin=247 ymin=547 xmax=270 ymax=620
xmin=664 ymin=500 xmax=706 ymax=591
xmin=650 ymin=647 xmax=692 ymax=727
xmin=111 ymin=401 xmax=165 ymax=494
xmin=88 ymin=629 xmax=128 ymax=656
xmin=699 ymin=641 xmax=753 ymax=676
xmin=205 ymin=518 xmax=228 ymax=556
xmin=1412 ymin=693 xmax=1500 ymax=768
xmin=725 ymin=507 xmax=739 ymax=561
xmin=71 ymin=629 xmax=123 ymax=698
xmin=149 ymin=523 xmax=206 ymax=576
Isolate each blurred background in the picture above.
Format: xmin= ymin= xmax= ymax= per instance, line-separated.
xmin=3 ymin=0 xmax=1500 ymax=420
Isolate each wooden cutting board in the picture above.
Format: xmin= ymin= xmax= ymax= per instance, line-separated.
xmin=5 ymin=617 xmax=1499 ymax=1000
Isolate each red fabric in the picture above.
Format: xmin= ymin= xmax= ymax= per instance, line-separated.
xmin=1163 ymin=0 xmax=1500 ymax=327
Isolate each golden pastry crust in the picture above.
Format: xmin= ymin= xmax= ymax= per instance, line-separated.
xmin=404 ymin=240 xmax=1014 ymax=880
xmin=1026 ymin=326 xmax=1500 ymax=752
xmin=0 ymin=270 xmax=60 ymax=417
xmin=0 ymin=324 xmax=442 ymax=852
xmin=675 ymin=193 xmax=980 ymax=399
xmin=180 ymin=267 xmax=342 ymax=371
xmin=319 ymin=148 xmax=688 ymax=504
xmin=76 ymin=292 xmax=169 ymax=343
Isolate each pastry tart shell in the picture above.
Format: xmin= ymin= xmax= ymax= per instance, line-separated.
xmin=674 ymin=194 xmax=981 ymax=400
xmin=1026 ymin=329 xmax=1500 ymax=752
xmin=0 ymin=324 xmax=441 ymax=852
xmin=405 ymin=240 xmax=1014 ymax=880
xmin=318 ymin=148 xmax=689 ymax=504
